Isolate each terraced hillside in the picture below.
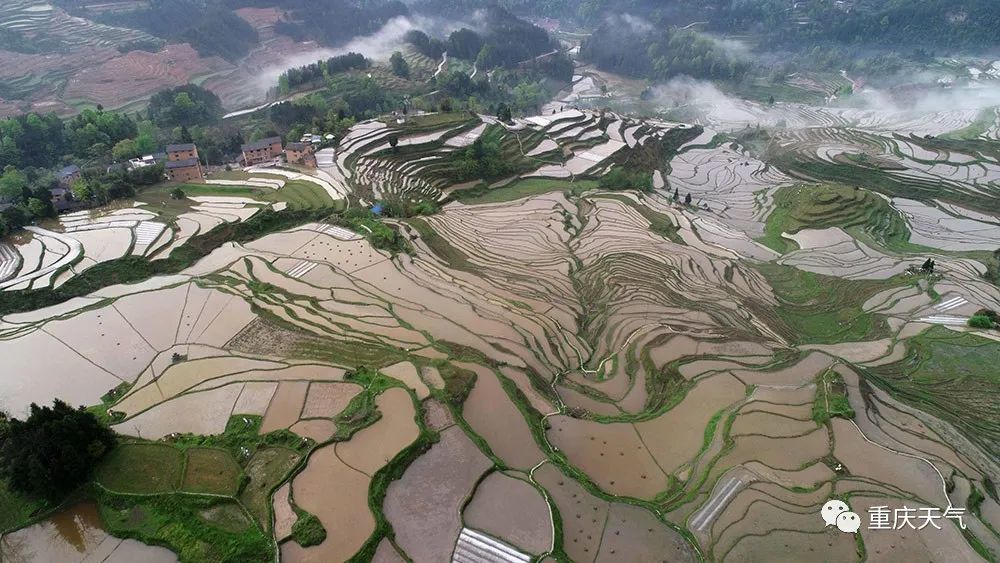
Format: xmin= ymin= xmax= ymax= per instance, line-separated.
xmin=0 ymin=106 xmax=999 ymax=562
xmin=0 ymin=1 xmax=330 ymax=115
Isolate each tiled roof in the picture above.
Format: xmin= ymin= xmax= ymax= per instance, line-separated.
xmin=166 ymin=158 xmax=200 ymax=169
xmin=242 ymin=137 xmax=282 ymax=151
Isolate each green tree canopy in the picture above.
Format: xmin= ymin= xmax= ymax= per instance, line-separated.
xmin=147 ymin=84 xmax=223 ymax=128
xmin=0 ymin=400 xmax=117 ymax=500
xmin=390 ymin=51 xmax=410 ymax=78
xmin=0 ymin=166 xmax=28 ymax=202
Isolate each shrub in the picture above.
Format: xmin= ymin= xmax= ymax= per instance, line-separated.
xmin=599 ymin=167 xmax=653 ymax=192
xmin=974 ymin=309 xmax=998 ymax=324
xmin=968 ymin=315 xmax=995 ymax=329
xmin=291 ymin=511 xmax=327 ymax=547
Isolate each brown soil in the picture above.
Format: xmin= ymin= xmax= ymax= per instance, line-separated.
xmin=384 ymin=427 xmax=493 ymax=562
xmin=301 ymin=382 xmax=361 ymax=419
xmin=283 ymin=444 xmax=372 ymax=562
xmin=260 ymin=381 xmax=309 ymax=433
xmin=463 ymin=472 xmax=552 ymax=554
xmin=63 ymin=44 xmax=231 ymax=109
xmin=460 ymin=363 xmax=544 ymax=470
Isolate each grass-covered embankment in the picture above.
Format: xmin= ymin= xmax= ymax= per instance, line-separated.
xmin=750 ymin=263 xmax=908 ymax=344
xmin=758 ymin=183 xmax=913 ymax=254
xmin=863 ymin=325 xmax=1000 ymax=458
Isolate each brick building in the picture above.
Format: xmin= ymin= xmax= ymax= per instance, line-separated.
xmin=166 ymin=143 xmax=199 ymax=162
xmin=58 ymin=164 xmax=81 ymax=188
xmin=49 ymin=186 xmax=74 ymax=212
xmin=241 ymin=137 xmax=283 ymax=166
xmin=166 ymin=158 xmax=204 ymax=183
xmin=285 ymin=142 xmax=317 ymax=167
xmin=163 ymin=143 xmax=203 ymax=182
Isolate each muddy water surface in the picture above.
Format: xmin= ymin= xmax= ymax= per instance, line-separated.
xmin=0 ymin=503 xmax=176 ymax=562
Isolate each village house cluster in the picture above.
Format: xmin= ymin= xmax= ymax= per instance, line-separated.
xmin=42 ymin=134 xmax=322 ymax=214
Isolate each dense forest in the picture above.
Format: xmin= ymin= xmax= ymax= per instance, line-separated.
xmin=405 ymin=4 xmax=559 ymax=70
xmin=707 ymin=0 xmax=1000 ymax=51
xmin=501 ymin=0 xmax=1000 ymax=53
xmin=147 ymin=85 xmax=225 ymax=128
xmin=581 ymin=22 xmax=750 ymax=82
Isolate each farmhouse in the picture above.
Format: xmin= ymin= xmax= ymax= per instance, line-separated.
xmin=285 ymin=142 xmax=317 ymax=167
xmin=49 ymin=186 xmax=74 ymax=212
xmin=166 ymin=143 xmax=199 ymax=162
xmin=241 ymin=137 xmax=283 ymax=166
xmin=166 ymin=158 xmax=204 ymax=183
xmin=58 ymin=164 xmax=81 ymax=188
xmin=162 ymin=143 xmax=203 ymax=181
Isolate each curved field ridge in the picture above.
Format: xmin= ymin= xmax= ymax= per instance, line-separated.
xmin=1 ymin=104 xmax=998 ymax=562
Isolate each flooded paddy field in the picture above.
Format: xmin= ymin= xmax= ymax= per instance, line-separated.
xmin=0 ymin=503 xmax=177 ymax=563
xmin=2 ymin=99 xmax=999 ymax=561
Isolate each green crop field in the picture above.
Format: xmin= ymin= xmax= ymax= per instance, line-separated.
xmin=453 ymin=178 xmax=599 ymax=204
xmin=238 ymin=447 xmax=302 ymax=529
xmin=95 ymin=443 xmax=184 ymax=494
xmin=759 ymin=183 xmax=912 ymax=253
xmin=135 ymin=178 xmax=338 ymax=221
xmin=752 ymin=263 xmax=908 ymax=344
xmin=181 ymin=448 xmax=243 ymax=496
xmin=865 ymin=326 xmax=1000 ymax=457
xmin=0 ymin=479 xmax=44 ymax=533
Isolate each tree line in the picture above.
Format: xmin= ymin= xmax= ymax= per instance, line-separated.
xmin=581 ymin=23 xmax=749 ymax=82
xmin=277 ymin=53 xmax=370 ymax=94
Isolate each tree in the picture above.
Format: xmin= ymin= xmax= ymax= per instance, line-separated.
xmin=390 ymin=51 xmax=410 ymax=78
xmin=975 ymin=309 xmax=998 ymax=324
xmin=448 ymin=28 xmax=484 ymax=60
xmin=388 ymin=134 xmax=399 ymax=151
xmin=968 ymin=315 xmax=994 ymax=329
xmin=405 ymin=29 xmax=445 ymax=59
xmin=71 ymin=178 xmax=93 ymax=202
xmin=673 ymin=186 xmax=679 ymax=202
xmin=921 ymin=258 xmax=935 ymax=273
xmin=496 ymin=102 xmax=513 ymax=123
xmin=25 ymin=198 xmax=48 ymax=217
xmin=71 ymin=178 xmax=109 ymax=205
xmin=112 ymin=138 xmax=140 ymax=161
xmin=0 ymin=166 xmax=28 ymax=202
xmin=684 ymin=193 xmax=692 ymax=205
xmin=0 ymin=400 xmax=116 ymax=500
xmin=147 ymin=84 xmax=223 ymax=128
xmin=169 ymin=187 xmax=186 ymax=200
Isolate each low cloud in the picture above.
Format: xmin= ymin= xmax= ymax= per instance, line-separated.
xmin=248 ymin=14 xmax=468 ymax=102
xmin=605 ymin=13 xmax=653 ymax=35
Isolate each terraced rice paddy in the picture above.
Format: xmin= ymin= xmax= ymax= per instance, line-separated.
xmin=2 ymin=101 xmax=999 ymax=561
